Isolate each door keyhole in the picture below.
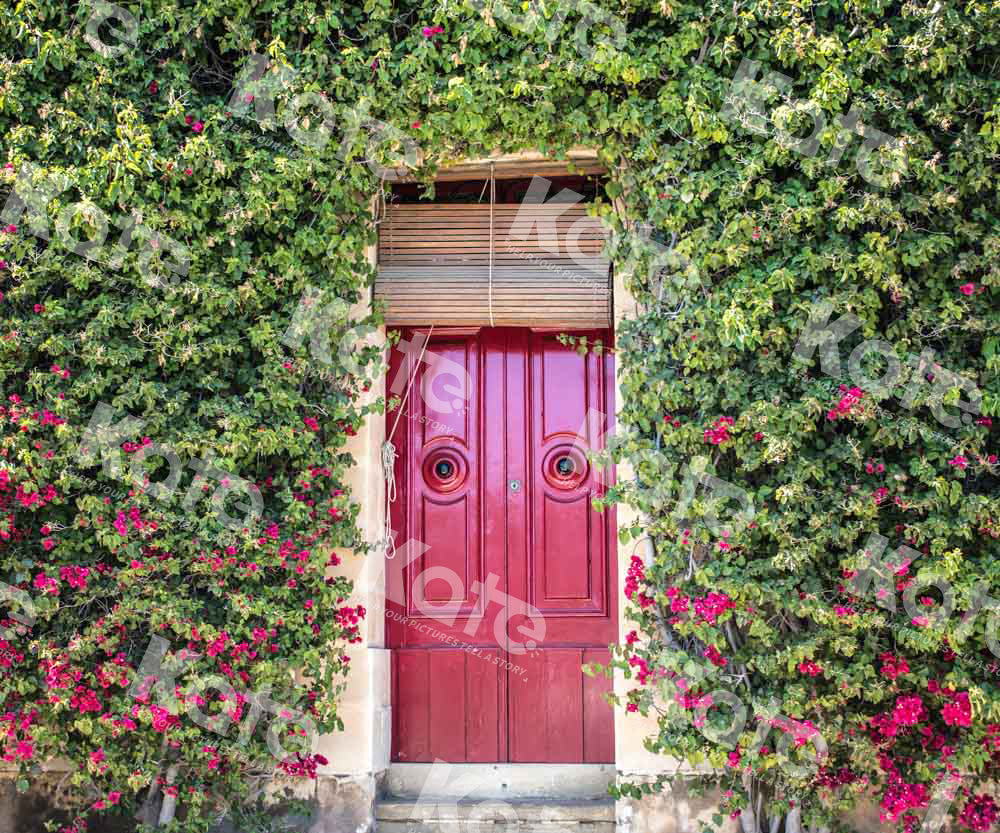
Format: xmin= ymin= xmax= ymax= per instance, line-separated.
xmin=509 ymin=479 xmax=521 ymax=492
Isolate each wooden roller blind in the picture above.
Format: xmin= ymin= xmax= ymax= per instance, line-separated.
xmin=375 ymin=203 xmax=611 ymax=327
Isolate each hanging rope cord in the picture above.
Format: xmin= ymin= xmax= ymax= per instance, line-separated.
xmin=381 ymin=325 xmax=434 ymax=559
xmin=382 ymin=167 xmax=492 ymax=554
xmin=488 ymin=163 xmax=496 ymax=327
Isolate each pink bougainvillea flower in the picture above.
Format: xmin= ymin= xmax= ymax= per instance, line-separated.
xmin=798 ymin=660 xmax=822 ymax=677
xmin=0 ymin=260 xmax=6 ymax=270
xmin=893 ymin=695 xmax=925 ymax=726
xmin=826 ymin=385 xmax=864 ymax=421
xmin=148 ymin=81 xmax=158 ymax=94
xmin=107 ymin=792 xmax=121 ymax=805
xmin=959 ymin=794 xmax=998 ymax=832
xmin=703 ymin=644 xmax=727 ymax=667
xmin=303 ymin=416 xmax=320 ymax=432
xmin=184 ymin=168 xmax=193 ymax=176
xmin=751 ymin=226 xmax=761 ymax=240
xmin=192 ymin=121 xmax=204 ymax=133
xmin=703 ymin=415 xmax=734 ymax=445
xmin=942 ymin=691 xmax=972 ymax=727
xmin=421 ymin=24 xmax=444 ymax=39
xmin=4 ymin=224 xmax=16 ymax=233
xmin=880 ymin=652 xmax=909 ymax=680
xmin=184 ymin=115 xmax=194 ymax=125
xmin=411 ymin=121 xmax=422 ymax=129
xmin=949 ymin=455 xmax=968 ymax=469
xmin=959 ymin=283 xmax=977 ymax=296
xmin=33 ymin=304 xmax=44 ymax=313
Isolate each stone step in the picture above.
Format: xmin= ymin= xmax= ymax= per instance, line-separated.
xmin=375 ymin=824 xmax=616 ymax=833
xmin=385 ymin=764 xmax=615 ymax=801
xmin=375 ymin=798 xmax=616 ymax=832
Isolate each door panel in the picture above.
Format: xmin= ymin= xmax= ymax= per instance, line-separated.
xmin=391 ymin=648 xmax=504 ymax=763
xmin=507 ymin=331 xmax=615 ymax=762
xmin=388 ymin=327 xmax=615 ymax=764
xmin=507 ymin=647 xmax=614 ymax=763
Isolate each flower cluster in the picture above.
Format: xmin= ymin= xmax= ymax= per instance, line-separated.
xmin=960 ymin=794 xmax=999 ymax=832
xmin=797 ymin=659 xmax=822 ymax=677
xmin=703 ymin=644 xmax=728 ymax=667
xmin=703 ymin=416 xmax=735 ymax=445
xmin=941 ymin=691 xmax=971 ymax=727
xmin=624 ymin=555 xmax=653 ymax=609
xmin=276 ymin=752 xmax=329 ymax=778
xmin=879 ymin=652 xmax=910 ymax=680
xmin=826 ymin=385 xmax=865 ymax=421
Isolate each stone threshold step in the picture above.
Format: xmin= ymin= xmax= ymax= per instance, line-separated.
xmin=376 ymin=824 xmax=616 ymax=833
xmin=377 ymin=798 xmax=614 ymax=825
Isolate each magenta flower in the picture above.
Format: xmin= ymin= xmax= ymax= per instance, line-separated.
xmin=959 ymin=283 xmax=976 ymax=296
xmin=941 ymin=691 xmax=971 ymax=727
xmin=192 ymin=121 xmax=204 ymax=133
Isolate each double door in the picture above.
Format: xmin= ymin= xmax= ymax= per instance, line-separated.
xmin=386 ymin=327 xmax=616 ymax=763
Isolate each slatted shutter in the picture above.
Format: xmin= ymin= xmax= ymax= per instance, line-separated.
xmin=375 ymin=203 xmax=611 ymax=327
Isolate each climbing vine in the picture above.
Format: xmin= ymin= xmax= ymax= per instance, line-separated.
xmin=0 ymin=0 xmax=998 ymax=831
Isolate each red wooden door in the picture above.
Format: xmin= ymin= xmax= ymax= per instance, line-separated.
xmin=387 ymin=327 xmax=616 ymax=764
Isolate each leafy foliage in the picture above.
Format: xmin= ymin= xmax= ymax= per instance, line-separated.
xmin=0 ymin=0 xmax=997 ymax=831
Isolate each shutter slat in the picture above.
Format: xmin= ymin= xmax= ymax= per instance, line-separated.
xmin=376 ymin=204 xmax=611 ymax=327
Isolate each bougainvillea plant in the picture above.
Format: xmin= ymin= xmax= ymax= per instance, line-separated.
xmin=1 ymin=0 xmax=998 ymax=831
xmin=1 ymin=1 xmax=386 ymax=828
xmin=605 ymin=1 xmax=1000 ymax=830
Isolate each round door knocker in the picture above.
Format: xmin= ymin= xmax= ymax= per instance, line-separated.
xmin=421 ymin=447 xmax=468 ymax=493
xmin=509 ymin=479 xmax=521 ymax=493
xmin=542 ymin=443 xmax=589 ymax=489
